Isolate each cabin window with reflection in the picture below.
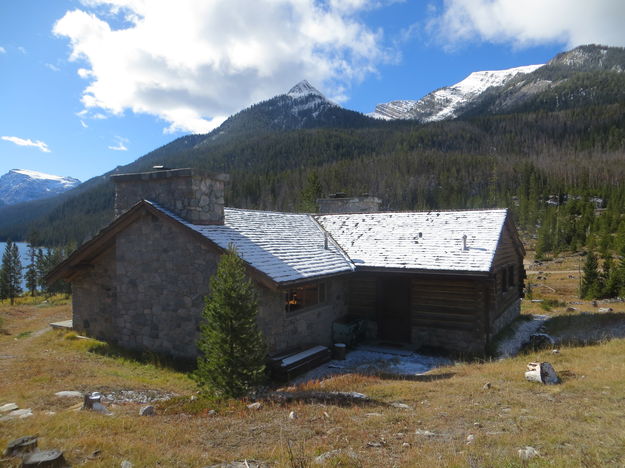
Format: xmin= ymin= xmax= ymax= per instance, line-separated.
xmin=285 ymin=283 xmax=326 ymax=313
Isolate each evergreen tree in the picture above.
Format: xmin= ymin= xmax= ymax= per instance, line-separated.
xmin=25 ymin=245 xmax=38 ymax=297
xmin=580 ymin=251 xmax=603 ymax=299
xmin=0 ymin=241 xmax=23 ymax=304
xmin=193 ymin=246 xmax=266 ymax=398
xmin=298 ymin=171 xmax=323 ymax=212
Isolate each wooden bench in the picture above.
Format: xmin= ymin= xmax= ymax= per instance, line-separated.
xmin=268 ymin=345 xmax=331 ymax=381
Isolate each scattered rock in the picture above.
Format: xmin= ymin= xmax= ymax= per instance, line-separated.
xmin=552 ymin=349 xmax=560 ymax=354
xmin=366 ymin=441 xmax=383 ymax=448
xmin=323 ymin=411 xmax=330 ymax=419
xmin=525 ymin=362 xmax=560 ymax=385
xmin=22 ymin=449 xmax=68 ymax=468
xmin=206 ymin=461 xmax=269 ymax=468
xmin=4 ymin=435 xmax=38 ymax=457
xmin=139 ymin=405 xmax=155 ymax=416
xmin=0 ymin=402 xmax=18 ymax=412
xmin=415 ymin=429 xmax=438 ymax=437
xmin=518 ymin=446 xmax=540 ymax=461
xmin=402 ymin=442 xmax=410 ymax=448
xmin=247 ymin=402 xmax=262 ymax=410
xmin=365 ymin=412 xmax=383 ymax=417
xmin=207 ymin=409 xmax=216 ymax=415
xmin=566 ymin=306 xmax=576 ymax=312
xmin=87 ymin=449 xmax=102 ymax=460
xmin=598 ymin=307 xmax=613 ymax=313
xmin=390 ymin=402 xmax=411 ymax=409
xmin=55 ymin=391 xmax=83 ymax=398
xmin=1 ymin=408 xmax=33 ymax=421
xmin=288 ymin=411 xmax=298 ymax=420
xmin=482 ymin=382 xmax=491 ymax=390
xmin=466 ymin=434 xmax=475 ymax=445
xmin=526 ymin=333 xmax=556 ymax=350
xmin=314 ymin=449 xmax=358 ymax=464
xmin=121 ymin=460 xmax=133 ymax=468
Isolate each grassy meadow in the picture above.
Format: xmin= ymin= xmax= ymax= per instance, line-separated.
xmin=1 ymin=255 xmax=625 ymax=467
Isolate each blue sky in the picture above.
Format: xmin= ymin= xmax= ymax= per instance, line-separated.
xmin=1 ymin=0 xmax=624 ymax=182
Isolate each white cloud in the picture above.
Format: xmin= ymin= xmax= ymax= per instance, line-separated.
xmin=80 ymin=119 xmax=88 ymax=128
xmin=0 ymin=46 xmax=5 ymax=54
xmin=108 ymin=136 xmax=128 ymax=151
xmin=53 ymin=0 xmax=391 ymax=134
xmin=17 ymin=46 xmax=27 ymax=54
xmin=1 ymin=136 xmax=51 ymax=153
xmin=45 ymin=63 xmax=61 ymax=72
xmin=431 ymin=0 xmax=625 ymax=49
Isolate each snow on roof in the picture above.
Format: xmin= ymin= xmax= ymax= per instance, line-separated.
xmin=148 ymin=201 xmax=508 ymax=282
xmin=148 ymin=202 xmax=354 ymax=284
xmin=315 ymin=209 xmax=508 ymax=273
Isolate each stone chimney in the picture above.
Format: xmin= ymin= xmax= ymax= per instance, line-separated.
xmin=317 ymin=193 xmax=381 ymax=214
xmin=110 ymin=167 xmax=229 ymax=225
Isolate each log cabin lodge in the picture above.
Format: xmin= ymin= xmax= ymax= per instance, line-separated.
xmin=47 ymin=168 xmax=525 ymax=361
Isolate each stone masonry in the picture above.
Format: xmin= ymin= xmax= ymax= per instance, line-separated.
xmin=72 ymin=211 xmax=348 ymax=357
xmin=111 ymin=168 xmax=229 ymax=225
xmin=317 ymin=196 xmax=381 ymax=214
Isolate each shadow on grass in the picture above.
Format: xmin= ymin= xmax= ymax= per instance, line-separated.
xmin=88 ymin=341 xmax=196 ymax=372
xmin=544 ymin=311 xmax=625 ymax=346
xmin=363 ymin=371 xmax=456 ymax=382
xmin=261 ymin=390 xmax=384 ymax=407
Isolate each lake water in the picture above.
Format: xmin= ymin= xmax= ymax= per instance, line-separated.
xmin=0 ymin=241 xmax=32 ymax=289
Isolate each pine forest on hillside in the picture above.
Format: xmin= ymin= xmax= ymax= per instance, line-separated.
xmin=3 ymin=45 xmax=625 ymax=302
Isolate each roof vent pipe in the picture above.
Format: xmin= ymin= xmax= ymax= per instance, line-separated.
xmin=462 ymin=234 xmax=468 ymax=251
xmin=324 ymin=232 xmax=329 ymax=250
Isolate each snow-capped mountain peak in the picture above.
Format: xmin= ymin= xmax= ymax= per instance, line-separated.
xmin=11 ymin=169 xmax=79 ymax=188
xmin=372 ymin=63 xmax=543 ymax=121
xmin=287 ymin=80 xmax=325 ymax=99
xmin=0 ymin=169 xmax=81 ymax=206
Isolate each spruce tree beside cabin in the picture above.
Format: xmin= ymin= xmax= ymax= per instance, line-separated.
xmin=0 ymin=241 xmax=23 ymax=304
xmin=193 ymin=246 xmax=266 ymax=398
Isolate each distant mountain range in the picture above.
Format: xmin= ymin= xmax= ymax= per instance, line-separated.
xmin=2 ymin=44 xmax=625 ymax=245
xmin=370 ymin=44 xmax=625 ymax=121
xmin=0 ymin=169 xmax=80 ymax=206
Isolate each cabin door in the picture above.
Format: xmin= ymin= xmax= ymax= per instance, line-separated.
xmin=376 ymin=277 xmax=411 ymax=342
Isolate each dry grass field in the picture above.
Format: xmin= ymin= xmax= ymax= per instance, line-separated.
xmin=2 ymin=257 xmax=625 ymax=467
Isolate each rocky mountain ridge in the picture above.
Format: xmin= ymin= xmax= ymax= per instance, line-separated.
xmin=0 ymin=169 xmax=81 ymax=206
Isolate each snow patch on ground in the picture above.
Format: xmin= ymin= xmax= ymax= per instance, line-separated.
xmin=495 ymin=315 xmax=549 ymax=358
xmin=292 ymin=345 xmax=452 ymax=385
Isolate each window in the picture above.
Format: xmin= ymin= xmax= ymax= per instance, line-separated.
xmin=285 ymin=282 xmax=326 ymax=313
xmin=507 ymin=265 xmax=515 ymax=289
xmin=501 ymin=265 xmax=515 ymax=292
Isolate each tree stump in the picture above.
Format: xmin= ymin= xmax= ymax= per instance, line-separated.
xmin=21 ymin=449 xmax=68 ymax=468
xmin=82 ymin=392 xmax=102 ymax=410
xmin=4 ymin=435 xmax=37 ymax=457
xmin=525 ymin=362 xmax=560 ymax=384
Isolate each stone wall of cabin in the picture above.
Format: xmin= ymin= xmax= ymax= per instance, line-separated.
xmin=317 ymin=196 xmax=381 ymax=214
xmin=72 ymin=211 xmax=348 ymax=359
xmin=257 ymin=278 xmax=349 ymax=354
xmin=112 ymin=169 xmax=228 ymax=225
xmin=72 ymin=246 xmax=117 ymax=341
xmin=113 ymin=212 xmax=219 ymax=358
